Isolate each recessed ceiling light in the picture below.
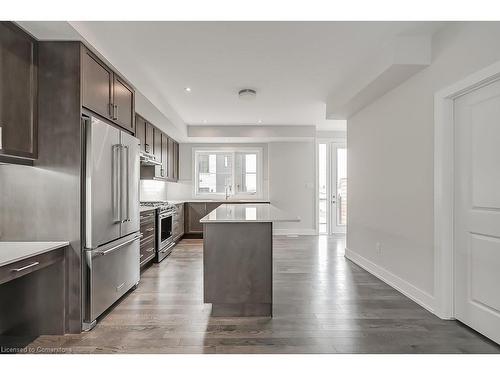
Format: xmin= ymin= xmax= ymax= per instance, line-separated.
xmin=257 ymin=120 xmax=263 ymax=124
xmin=203 ymin=120 xmax=208 ymax=124
xmin=184 ymin=87 xmax=192 ymax=93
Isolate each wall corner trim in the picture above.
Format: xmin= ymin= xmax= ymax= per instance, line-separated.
xmin=345 ymin=248 xmax=436 ymax=315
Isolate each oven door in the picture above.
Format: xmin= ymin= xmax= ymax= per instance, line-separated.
xmin=158 ymin=212 xmax=173 ymax=249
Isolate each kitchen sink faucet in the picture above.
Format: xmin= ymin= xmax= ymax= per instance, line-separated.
xmin=225 ymin=185 xmax=232 ymax=200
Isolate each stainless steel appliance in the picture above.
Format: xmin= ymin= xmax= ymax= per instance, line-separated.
xmin=157 ymin=204 xmax=176 ymax=261
xmin=140 ymin=201 xmax=176 ymax=262
xmin=82 ymin=115 xmax=141 ymax=331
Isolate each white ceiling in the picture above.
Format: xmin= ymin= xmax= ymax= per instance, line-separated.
xmin=22 ymin=21 xmax=445 ymax=132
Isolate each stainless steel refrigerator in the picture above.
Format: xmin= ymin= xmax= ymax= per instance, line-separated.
xmin=82 ymin=114 xmax=141 ymax=330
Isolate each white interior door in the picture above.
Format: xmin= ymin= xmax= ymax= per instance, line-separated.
xmin=331 ymin=143 xmax=347 ymax=234
xmin=454 ymin=79 xmax=500 ymax=344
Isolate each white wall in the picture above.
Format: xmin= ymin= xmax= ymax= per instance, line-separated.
xmin=269 ymin=142 xmax=316 ymax=235
xmin=347 ymin=22 xmax=500 ymax=307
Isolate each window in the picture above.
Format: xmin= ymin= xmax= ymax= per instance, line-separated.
xmin=194 ymin=148 xmax=262 ymax=198
xmin=197 ymin=152 xmax=232 ymax=194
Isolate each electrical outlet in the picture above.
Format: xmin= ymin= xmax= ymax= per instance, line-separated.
xmin=376 ymin=242 xmax=382 ymax=254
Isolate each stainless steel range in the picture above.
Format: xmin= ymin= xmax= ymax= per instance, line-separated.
xmin=140 ymin=201 xmax=177 ymax=262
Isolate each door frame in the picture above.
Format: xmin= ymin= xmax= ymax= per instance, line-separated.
xmin=434 ymin=60 xmax=500 ymax=319
xmin=316 ymin=138 xmax=347 ymax=235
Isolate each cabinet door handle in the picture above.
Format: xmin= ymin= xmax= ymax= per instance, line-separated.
xmin=114 ymin=104 xmax=118 ymax=120
xmin=109 ymin=103 xmax=114 ymax=119
xmin=12 ymin=262 xmax=39 ymax=272
xmin=0 ymin=126 xmax=3 ymax=149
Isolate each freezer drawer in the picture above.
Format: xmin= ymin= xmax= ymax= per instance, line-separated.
xmin=85 ymin=233 xmax=140 ymax=322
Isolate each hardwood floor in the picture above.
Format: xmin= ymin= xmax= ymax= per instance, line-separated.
xmin=25 ymin=236 xmax=500 ymax=353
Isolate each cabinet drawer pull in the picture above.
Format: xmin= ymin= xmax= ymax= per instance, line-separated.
xmin=145 ymin=228 xmax=154 ymax=232
xmin=146 ymin=247 xmax=154 ymax=253
xmin=12 ymin=262 xmax=39 ymax=272
xmin=140 ymin=234 xmax=155 ymax=244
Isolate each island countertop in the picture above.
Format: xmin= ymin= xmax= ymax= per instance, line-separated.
xmin=0 ymin=241 xmax=69 ymax=267
xmin=200 ymin=203 xmax=300 ymax=223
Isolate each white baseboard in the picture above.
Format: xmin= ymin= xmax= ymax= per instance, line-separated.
xmin=273 ymin=228 xmax=317 ymax=236
xmin=345 ymin=248 xmax=436 ymax=314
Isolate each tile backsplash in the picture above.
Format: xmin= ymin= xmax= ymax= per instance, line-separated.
xmin=139 ymin=180 xmax=167 ymax=202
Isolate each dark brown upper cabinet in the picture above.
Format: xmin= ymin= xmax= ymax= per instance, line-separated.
xmin=82 ymin=49 xmax=112 ymax=119
xmin=0 ymin=22 xmax=38 ymax=162
xmin=153 ymin=127 xmax=162 ymax=163
xmin=145 ymin=121 xmax=154 ymax=155
xmin=165 ymin=137 xmax=179 ymax=182
xmin=82 ymin=46 xmax=135 ymax=133
xmin=167 ymin=137 xmax=175 ymax=181
xmin=113 ymin=75 xmax=134 ymax=132
xmin=137 ymin=112 xmax=179 ymax=183
xmin=161 ymin=133 xmax=168 ymax=179
xmin=173 ymin=141 xmax=179 ymax=181
xmin=135 ymin=114 xmax=146 ymax=153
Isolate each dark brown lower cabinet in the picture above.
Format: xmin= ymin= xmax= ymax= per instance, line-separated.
xmin=184 ymin=201 xmax=271 ymax=238
xmin=139 ymin=209 xmax=156 ymax=268
xmin=0 ymin=245 xmax=67 ymax=343
xmin=185 ymin=203 xmax=207 ymax=234
xmin=173 ymin=203 xmax=184 ymax=241
xmin=185 ymin=202 xmax=223 ymax=236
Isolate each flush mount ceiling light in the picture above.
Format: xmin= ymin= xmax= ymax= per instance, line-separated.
xmin=238 ymin=89 xmax=256 ymax=101
xmin=184 ymin=87 xmax=192 ymax=93
xmin=257 ymin=119 xmax=263 ymax=124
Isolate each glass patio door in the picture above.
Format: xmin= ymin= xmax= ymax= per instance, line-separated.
xmin=318 ymin=141 xmax=347 ymax=235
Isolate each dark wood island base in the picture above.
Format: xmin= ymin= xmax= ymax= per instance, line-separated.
xmin=203 ymin=222 xmax=273 ymax=317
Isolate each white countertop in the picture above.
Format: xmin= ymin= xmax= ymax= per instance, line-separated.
xmin=140 ymin=206 xmax=156 ymax=213
xmin=200 ymin=203 xmax=300 ymax=223
xmin=0 ymin=242 xmax=69 ymax=267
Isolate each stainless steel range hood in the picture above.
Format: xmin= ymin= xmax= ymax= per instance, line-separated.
xmin=140 ymin=152 xmax=161 ymax=166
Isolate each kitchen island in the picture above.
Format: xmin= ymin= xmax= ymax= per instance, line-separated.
xmin=200 ymin=203 xmax=299 ymax=317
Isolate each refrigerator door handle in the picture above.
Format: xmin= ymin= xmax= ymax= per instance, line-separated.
xmin=125 ymin=145 xmax=130 ymax=222
xmin=96 ymin=233 xmax=142 ymax=256
xmin=120 ymin=144 xmax=130 ymax=223
xmin=112 ymin=144 xmax=121 ymax=223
